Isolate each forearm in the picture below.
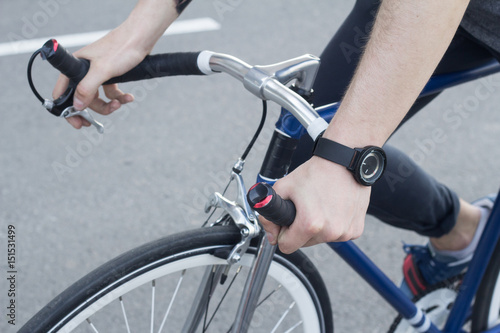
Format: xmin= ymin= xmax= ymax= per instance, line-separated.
xmin=59 ymin=0 xmax=194 ymax=117
xmin=110 ymin=0 xmax=191 ymax=58
xmin=71 ymin=0 xmax=194 ymax=85
xmin=325 ymin=0 xmax=470 ymax=147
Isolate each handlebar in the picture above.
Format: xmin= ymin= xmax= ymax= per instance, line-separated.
xmin=41 ymin=39 xmax=207 ymax=83
xmin=247 ymin=182 xmax=296 ymax=227
xmin=30 ymin=39 xmax=312 ymax=227
xmin=30 ymin=39 xmax=328 ymax=140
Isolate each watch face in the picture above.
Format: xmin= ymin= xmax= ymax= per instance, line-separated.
xmin=357 ymin=148 xmax=386 ymax=186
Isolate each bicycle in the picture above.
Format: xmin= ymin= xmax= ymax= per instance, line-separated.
xmin=20 ymin=38 xmax=500 ymax=332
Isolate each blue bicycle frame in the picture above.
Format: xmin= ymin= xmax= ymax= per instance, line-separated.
xmin=258 ymin=59 xmax=500 ymax=332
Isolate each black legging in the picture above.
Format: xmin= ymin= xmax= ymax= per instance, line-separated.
xmin=289 ymin=0 xmax=497 ymax=237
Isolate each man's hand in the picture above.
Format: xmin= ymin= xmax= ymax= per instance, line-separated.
xmin=51 ymin=0 xmax=184 ymax=129
xmin=261 ymin=0 xmax=470 ymax=254
xmin=51 ymin=31 xmax=141 ymax=129
xmin=259 ymin=156 xmax=370 ymax=254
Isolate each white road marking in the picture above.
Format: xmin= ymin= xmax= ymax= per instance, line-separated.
xmin=0 ymin=17 xmax=220 ymax=57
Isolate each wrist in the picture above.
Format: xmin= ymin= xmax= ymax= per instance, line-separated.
xmin=313 ymin=135 xmax=386 ymax=186
xmin=310 ymin=156 xmax=365 ymax=191
xmin=121 ymin=0 xmax=178 ymax=55
xmin=322 ymin=116 xmax=386 ymax=149
xmin=310 ymin=155 xmax=355 ymax=178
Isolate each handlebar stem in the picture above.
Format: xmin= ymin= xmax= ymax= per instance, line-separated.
xmin=206 ymin=52 xmax=328 ymax=141
xmin=253 ymin=54 xmax=321 ymax=92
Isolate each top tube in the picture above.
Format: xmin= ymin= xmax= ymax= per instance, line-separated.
xmin=421 ymin=59 xmax=500 ymax=97
xmin=276 ymin=59 xmax=500 ymax=140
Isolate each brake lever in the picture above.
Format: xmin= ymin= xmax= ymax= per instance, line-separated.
xmin=60 ymin=107 xmax=104 ymax=133
xmin=42 ymin=86 xmax=104 ymax=133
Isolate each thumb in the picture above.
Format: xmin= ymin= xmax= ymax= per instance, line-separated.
xmin=73 ymin=66 xmax=107 ymax=110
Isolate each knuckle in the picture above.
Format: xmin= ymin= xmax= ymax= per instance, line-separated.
xmin=103 ymin=85 xmax=120 ymax=98
xmin=303 ymin=219 xmax=323 ymax=237
xmin=336 ymin=233 xmax=352 ymax=242
xmin=278 ymin=243 xmax=294 ymax=255
xmin=323 ymin=227 xmax=342 ymax=242
xmin=76 ymin=84 xmax=94 ymax=99
xmin=351 ymin=224 xmax=365 ymax=240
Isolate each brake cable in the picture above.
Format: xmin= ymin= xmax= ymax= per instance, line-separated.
xmin=27 ymin=49 xmax=45 ymax=104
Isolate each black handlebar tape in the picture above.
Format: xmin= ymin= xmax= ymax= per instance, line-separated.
xmin=104 ymin=52 xmax=204 ymax=84
xmin=40 ymin=39 xmax=89 ymax=86
xmin=247 ymin=182 xmax=296 ymax=227
xmin=40 ymin=39 xmax=205 ymax=87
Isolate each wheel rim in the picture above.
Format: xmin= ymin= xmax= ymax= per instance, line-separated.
xmin=53 ymin=247 xmax=323 ymax=333
xmin=488 ymin=273 xmax=500 ymax=328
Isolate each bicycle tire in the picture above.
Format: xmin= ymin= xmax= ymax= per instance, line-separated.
xmin=19 ymin=225 xmax=333 ymax=333
xmin=471 ymin=238 xmax=500 ymax=332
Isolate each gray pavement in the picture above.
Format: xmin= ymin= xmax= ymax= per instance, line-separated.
xmin=1 ymin=1 xmax=500 ymax=332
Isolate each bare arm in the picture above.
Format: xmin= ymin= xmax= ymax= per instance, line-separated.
xmin=327 ymin=0 xmax=470 ymax=148
xmin=53 ymin=0 xmax=192 ymax=128
xmin=261 ymin=0 xmax=471 ymax=254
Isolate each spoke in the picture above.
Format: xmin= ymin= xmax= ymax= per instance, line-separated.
xmin=257 ymin=284 xmax=282 ymax=307
xmin=284 ymin=320 xmax=303 ymax=333
xmin=119 ymin=297 xmax=132 ymax=333
xmin=270 ymin=301 xmax=296 ymax=333
xmin=181 ymin=265 xmax=224 ymax=333
xmin=151 ymin=280 xmax=156 ymax=333
xmin=225 ymin=283 xmax=283 ymax=333
xmin=86 ymin=318 xmax=99 ymax=333
xmin=203 ymin=267 xmax=217 ymax=332
xmin=205 ymin=266 xmax=242 ymax=329
xmin=158 ymin=270 xmax=186 ymax=333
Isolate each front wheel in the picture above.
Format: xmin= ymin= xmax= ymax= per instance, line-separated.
xmin=20 ymin=225 xmax=333 ymax=333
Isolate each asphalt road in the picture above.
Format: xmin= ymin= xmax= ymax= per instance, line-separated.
xmin=1 ymin=1 xmax=500 ymax=332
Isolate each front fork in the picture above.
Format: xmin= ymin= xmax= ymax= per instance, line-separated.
xmin=231 ymin=237 xmax=277 ymax=332
xmin=231 ymin=128 xmax=299 ymax=332
xmin=186 ymin=128 xmax=298 ymax=333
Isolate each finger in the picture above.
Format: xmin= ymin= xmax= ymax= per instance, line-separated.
xmin=53 ymin=75 xmax=92 ymax=129
xmin=66 ymin=115 xmax=91 ymax=129
xmin=103 ymin=84 xmax=134 ymax=105
xmin=53 ymin=74 xmax=70 ymax=99
xmin=300 ymin=206 xmax=366 ymax=248
xmin=277 ymin=217 xmax=322 ymax=254
xmin=85 ymin=90 xmax=119 ymax=115
xmin=258 ymin=216 xmax=281 ymax=245
xmin=73 ymin=64 xmax=110 ymax=110
xmin=269 ymin=179 xmax=314 ymax=254
xmin=87 ymin=96 xmax=121 ymax=115
xmin=86 ymin=85 xmax=134 ymax=115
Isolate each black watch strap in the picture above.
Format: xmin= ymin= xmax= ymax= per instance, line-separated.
xmin=313 ymin=137 xmax=357 ymax=170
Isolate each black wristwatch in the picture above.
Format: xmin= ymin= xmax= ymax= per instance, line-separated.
xmin=313 ymin=137 xmax=386 ymax=186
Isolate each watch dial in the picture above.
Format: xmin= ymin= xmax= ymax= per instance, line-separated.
xmin=360 ymin=151 xmax=384 ymax=184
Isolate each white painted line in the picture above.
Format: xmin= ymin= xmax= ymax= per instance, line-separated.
xmin=0 ymin=17 xmax=220 ymax=57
